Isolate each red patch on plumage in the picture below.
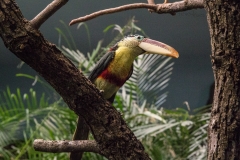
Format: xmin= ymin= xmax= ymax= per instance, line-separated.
xmin=108 ymin=43 xmax=118 ymax=52
xmin=99 ymin=69 xmax=127 ymax=87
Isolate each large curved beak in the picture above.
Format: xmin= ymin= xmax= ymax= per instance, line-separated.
xmin=139 ymin=38 xmax=179 ymax=58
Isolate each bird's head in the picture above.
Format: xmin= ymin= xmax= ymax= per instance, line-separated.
xmin=116 ymin=34 xmax=179 ymax=58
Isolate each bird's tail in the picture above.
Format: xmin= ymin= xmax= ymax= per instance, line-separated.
xmin=70 ymin=116 xmax=89 ymax=160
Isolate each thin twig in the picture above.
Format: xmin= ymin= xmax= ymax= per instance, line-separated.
xmin=69 ymin=0 xmax=203 ymax=26
xmin=33 ymin=139 xmax=100 ymax=153
xmin=30 ymin=0 xmax=68 ymax=29
xmin=69 ymin=3 xmax=156 ymax=26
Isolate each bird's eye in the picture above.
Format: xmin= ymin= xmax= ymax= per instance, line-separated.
xmin=135 ymin=35 xmax=144 ymax=41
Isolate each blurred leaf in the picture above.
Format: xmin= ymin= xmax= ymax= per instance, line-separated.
xmin=103 ymin=24 xmax=116 ymax=33
xmin=77 ymin=22 xmax=91 ymax=49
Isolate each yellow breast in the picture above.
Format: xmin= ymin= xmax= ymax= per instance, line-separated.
xmin=108 ymin=47 xmax=138 ymax=79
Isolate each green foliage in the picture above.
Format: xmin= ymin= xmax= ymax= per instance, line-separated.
xmin=116 ymin=83 xmax=208 ymax=160
xmin=0 ymin=17 xmax=209 ymax=160
xmin=0 ymin=87 xmax=77 ymax=159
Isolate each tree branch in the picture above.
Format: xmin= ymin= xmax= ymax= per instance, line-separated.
xmin=33 ymin=139 xmax=100 ymax=153
xmin=30 ymin=0 xmax=68 ymax=29
xmin=69 ymin=0 xmax=203 ymax=25
xmin=0 ymin=1 xmax=150 ymax=159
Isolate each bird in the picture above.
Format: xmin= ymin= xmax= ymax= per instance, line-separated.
xmin=70 ymin=34 xmax=179 ymax=160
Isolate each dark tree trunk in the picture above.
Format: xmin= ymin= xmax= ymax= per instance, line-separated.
xmin=0 ymin=1 xmax=150 ymax=159
xmin=204 ymin=0 xmax=240 ymax=159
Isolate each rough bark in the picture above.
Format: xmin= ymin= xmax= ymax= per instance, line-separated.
xmin=204 ymin=0 xmax=240 ymax=159
xmin=0 ymin=0 xmax=150 ymax=159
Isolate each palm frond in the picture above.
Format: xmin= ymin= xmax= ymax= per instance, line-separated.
xmin=0 ymin=87 xmax=77 ymax=159
xmin=56 ymin=20 xmax=78 ymax=50
xmin=121 ymin=55 xmax=174 ymax=108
